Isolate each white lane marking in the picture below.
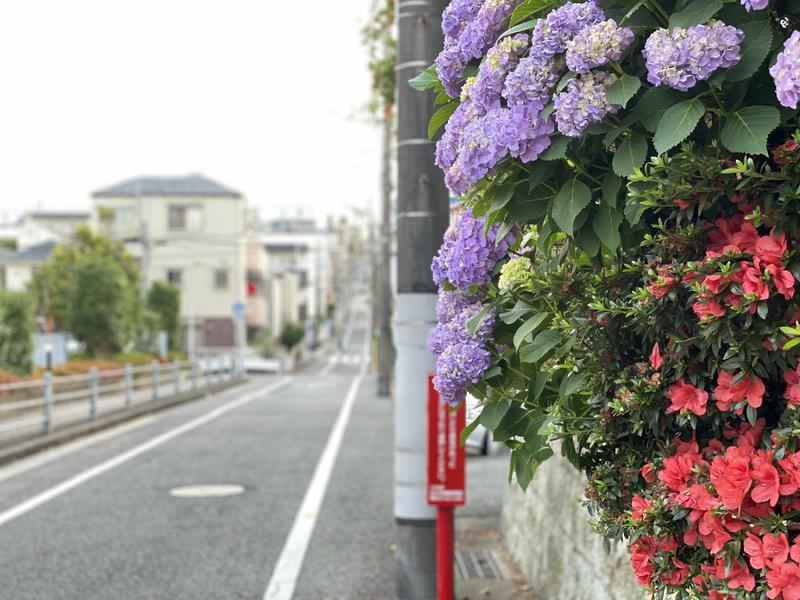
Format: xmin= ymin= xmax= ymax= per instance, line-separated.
xmin=263 ymin=323 xmax=369 ymax=600
xmin=0 ymin=415 xmax=159 ymax=485
xmin=0 ymin=378 xmax=293 ymax=528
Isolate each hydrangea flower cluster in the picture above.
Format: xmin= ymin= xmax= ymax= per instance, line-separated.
xmin=436 ymin=0 xmax=523 ymax=97
xmin=530 ymin=0 xmax=605 ymax=57
xmin=469 ymin=34 xmax=528 ymax=110
xmin=770 ymin=30 xmax=800 ymax=110
xmin=429 ymin=209 xmax=516 ymax=404
xmin=502 ymin=53 xmax=564 ymax=109
xmin=498 ymin=256 xmax=533 ymax=289
xmin=565 ymin=19 xmax=635 ymax=74
xmin=741 ymin=0 xmax=769 ymax=10
xmin=554 ymin=71 xmax=620 ymax=138
xmin=643 ymin=21 xmax=744 ymax=92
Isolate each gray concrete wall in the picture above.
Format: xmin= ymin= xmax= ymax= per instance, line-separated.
xmin=500 ymin=450 xmax=646 ymax=600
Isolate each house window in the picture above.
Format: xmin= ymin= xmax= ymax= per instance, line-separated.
xmin=214 ymin=269 xmax=229 ymax=290
xmin=167 ymin=269 xmax=182 ymax=286
xmin=114 ymin=207 xmax=134 ymax=225
xmin=168 ymin=205 xmax=203 ymax=231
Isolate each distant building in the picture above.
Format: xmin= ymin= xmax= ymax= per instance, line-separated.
xmin=2 ymin=240 xmax=56 ymax=291
xmin=0 ymin=210 xmax=89 ymax=252
xmin=92 ymin=174 xmax=247 ymax=349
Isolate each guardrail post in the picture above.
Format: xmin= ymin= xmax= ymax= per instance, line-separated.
xmin=124 ymin=363 xmax=133 ymax=408
xmin=204 ymin=357 xmax=211 ymax=391
xmin=151 ymin=361 xmax=159 ymax=402
xmin=42 ymin=371 xmax=53 ymax=435
xmin=173 ymin=360 xmax=180 ymax=397
xmin=89 ymin=367 xmax=98 ymax=420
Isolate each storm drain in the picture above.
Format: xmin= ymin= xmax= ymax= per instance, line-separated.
xmin=454 ymin=549 xmax=503 ymax=580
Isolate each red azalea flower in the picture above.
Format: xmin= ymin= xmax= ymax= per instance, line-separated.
xmin=709 ymin=446 xmax=752 ymax=512
xmin=741 ymin=265 xmax=770 ymax=301
xmin=778 ymin=451 xmax=800 ymax=496
xmin=659 ymin=452 xmax=702 ymax=492
xmin=631 ymin=494 xmax=652 ymax=520
xmin=756 ymin=231 xmax=788 ymax=267
xmin=766 ymin=560 xmax=800 ymax=600
xmin=667 ymin=379 xmax=708 ymax=415
xmin=751 ymin=450 xmax=780 ymax=506
xmin=693 ymin=299 xmax=726 ymax=321
xmin=640 ymin=463 xmax=656 ymax=483
xmin=714 ymin=370 xmax=765 ymax=412
xmin=766 ymin=264 xmax=796 ymax=299
xmin=744 ymin=531 xmax=789 ymax=569
xmin=630 ymin=536 xmax=657 ymax=585
xmin=701 ymin=274 xmax=727 ymax=296
xmin=698 ymin=513 xmax=733 ymax=554
xmin=716 ymin=557 xmax=755 ymax=591
xmin=649 ymin=275 xmax=676 ymax=299
xmin=649 ymin=343 xmax=663 ymax=370
xmin=784 ymin=366 xmax=800 ymax=406
xmin=675 ymin=196 xmax=695 ymax=210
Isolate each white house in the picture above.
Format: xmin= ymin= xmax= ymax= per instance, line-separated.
xmin=92 ymin=174 xmax=247 ymax=348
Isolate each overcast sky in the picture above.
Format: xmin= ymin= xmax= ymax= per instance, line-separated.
xmin=0 ymin=1 xmax=381 ymax=224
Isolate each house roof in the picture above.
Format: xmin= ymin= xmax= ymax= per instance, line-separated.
xmin=6 ymin=240 xmax=56 ymax=264
xmin=92 ymin=175 xmax=242 ymax=199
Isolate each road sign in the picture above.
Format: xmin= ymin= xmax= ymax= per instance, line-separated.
xmin=427 ymin=375 xmax=466 ymax=506
xmin=232 ymin=301 xmax=245 ymax=319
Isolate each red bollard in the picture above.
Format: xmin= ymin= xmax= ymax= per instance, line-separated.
xmin=436 ymin=505 xmax=455 ymax=600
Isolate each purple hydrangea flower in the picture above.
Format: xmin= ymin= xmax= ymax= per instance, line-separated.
xmin=445 ymin=108 xmax=511 ymax=195
xmin=429 ymin=301 xmax=496 ymax=355
xmin=740 ymin=0 xmax=768 ymax=10
xmin=436 ymin=290 xmax=480 ymax=324
xmin=643 ymin=21 xmax=744 ymax=92
xmin=435 ymin=99 xmax=486 ymax=173
xmin=554 ymin=71 xmax=619 ymax=137
xmin=770 ymin=31 xmax=800 ymax=110
xmin=504 ymin=104 xmax=555 ymax=162
xmin=468 ymin=34 xmax=529 ymax=110
xmin=436 ymin=0 xmax=523 ymax=98
xmin=433 ymin=339 xmax=492 ymax=405
xmin=530 ymin=0 xmax=605 ymax=58
xmin=431 ymin=209 xmax=517 ymax=290
xmin=502 ymin=53 xmax=565 ymax=109
xmin=565 ymin=19 xmax=634 ymax=74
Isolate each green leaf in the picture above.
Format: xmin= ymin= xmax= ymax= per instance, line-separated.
xmin=574 ymin=221 xmax=600 ymax=257
xmin=720 ymin=106 xmax=780 ymax=156
xmin=499 ymin=18 xmax=539 ymax=38
xmin=521 ymin=329 xmax=561 ymax=363
xmin=509 ymin=0 xmax=556 ymax=25
xmin=514 ymin=313 xmax=548 ymax=349
xmin=460 ymin=416 xmax=481 ymax=446
xmin=514 ymin=448 xmax=535 ymax=490
xmin=493 ymin=406 xmax=529 ymax=441
xmin=466 ymin=303 xmax=493 ymax=336
xmin=409 ymin=64 xmax=439 ymax=91
xmin=489 ymin=182 xmax=516 ymax=213
xmin=593 ymin=203 xmax=623 ymax=252
xmin=551 ymin=178 xmax=591 ymax=237
xmin=428 ymin=102 xmax=458 ymax=139
xmin=540 ymin=135 xmax=570 ymax=161
xmin=669 ymin=0 xmax=723 ymax=29
xmin=612 ymin=133 xmax=648 ymax=177
xmin=653 ymin=98 xmax=706 ymax=155
xmin=480 ymin=400 xmax=511 ymax=430
xmin=561 ymin=437 xmax=580 ymax=470
xmin=633 ymin=87 xmax=685 ymax=133
xmin=725 ymin=21 xmax=773 ymax=82
xmin=601 ymin=172 xmax=621 ymax=209
xmin=559 ymin=372 xmax=586 ymax=397
xmin=606 ymin=75 xmax=641 ymax=108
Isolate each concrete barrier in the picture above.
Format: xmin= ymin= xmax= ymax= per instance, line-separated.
xmin=500 ymin=449 xmax=645 ymax=600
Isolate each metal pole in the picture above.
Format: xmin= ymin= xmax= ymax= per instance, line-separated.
xmin=173 ymin=360 xmax=180 ymax=396
xmin=42 ymin=371 xmax=53 ymax=435
xmin=191 ymin=358 xmax=198 ymax=392
xmin=395 ymin=0 xmax=449 ymax=597
xmin=124 ymin=363 xmax=133 ymax=408
xmin=151 ymin=361 xmax=159 ymax=402
xmin=378 ymin=114 xmax=394 ymax=398
xmin=89 ymin=367 xmax=98 ymax=420
xmin=436 ymin=506 xmax=454 ymax=600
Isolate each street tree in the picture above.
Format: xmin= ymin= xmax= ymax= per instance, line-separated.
xmin=0 ymin=291 xmax=34 ymax=374
xmin=146 ymin=281 xmax=181 ymax=351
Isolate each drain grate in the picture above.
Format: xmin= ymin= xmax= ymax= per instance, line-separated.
xmin=454 ymin=549 xmax=503 ymax=580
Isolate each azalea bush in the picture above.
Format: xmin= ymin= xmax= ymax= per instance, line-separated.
xmin=416 ymin=0 xmax=800 ymax=597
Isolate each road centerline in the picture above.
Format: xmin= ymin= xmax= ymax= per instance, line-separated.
xmin=0 ymin=377 xmax=294 ymax=528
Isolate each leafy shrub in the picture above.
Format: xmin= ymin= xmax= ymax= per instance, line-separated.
xmin=280 ymin=322 xmax=305 ymax=351
xmin=421 ymin=0 xmax=800 ymax=596
xmin=0 ymin=291 xmax=34 ymax=374
xmin=146 ymin=281 xmax=181 ymax=351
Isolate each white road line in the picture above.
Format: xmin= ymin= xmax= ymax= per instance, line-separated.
xmin=263 ymin=321 xmax=369 ymax=600
xmin=0 ymin=415 xmax=159 ymax=485
xmin=0 ymin=377 xmax=293 ymax=528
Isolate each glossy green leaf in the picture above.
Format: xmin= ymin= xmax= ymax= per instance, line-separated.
xmin=606 ymin=75 xmax=641 ymax=108
xmin=725 ymin=21 xmax=773 ymax=82
xmin=480 ymin=400 xmax=511 ymax=430
xmin=521 ymin=329 xmax=561 ymax=363
xmin=653 ymin=98 xmax=706 ymax=155
xmin=514 ymin=313 xmax=549 ymax=349
xmin=720 ymin=106 xmax=780 ymax=156
xmin=551 ymin=178 xmax=591 ymax=237
xmin=669 ymin=0 xmax=723 ymax=29
xmin=612 ymin=133 xmax=648 ymax=176
xmin=427 ymin=102 xmax=458 ymax=139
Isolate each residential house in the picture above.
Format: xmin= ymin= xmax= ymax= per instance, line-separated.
xmin=92 ymin=174 xmax=247 ymax=349
xmin=2 ymin=240 xmax=56 ymax=291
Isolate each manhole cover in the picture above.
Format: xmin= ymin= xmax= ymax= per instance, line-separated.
xmin=169 ymin=484 xmax=245 ymax=498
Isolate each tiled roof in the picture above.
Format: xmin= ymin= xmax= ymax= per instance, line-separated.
xmin=93 ymin=174 xmax=242 ymax=198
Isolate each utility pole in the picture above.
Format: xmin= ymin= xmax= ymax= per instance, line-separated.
xmin=394 ymin=0 xmax=449 ymax=597
xmin=377 ymin=110 xmax=393 ymax=397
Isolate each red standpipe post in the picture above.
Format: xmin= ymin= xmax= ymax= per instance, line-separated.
xmin=436 ymin=505 xmax=454 ymax=600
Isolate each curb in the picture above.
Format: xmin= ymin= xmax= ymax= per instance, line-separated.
xmin=0 ymin=378 xmax=248 ymax=467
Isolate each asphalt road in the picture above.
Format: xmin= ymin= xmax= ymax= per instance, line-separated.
xmin=0 ymin=301 xmax=396 ymax=600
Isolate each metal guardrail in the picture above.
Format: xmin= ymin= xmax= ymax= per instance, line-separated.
xmin=0 ymin=355 xmax=245 ymax=446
